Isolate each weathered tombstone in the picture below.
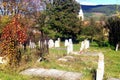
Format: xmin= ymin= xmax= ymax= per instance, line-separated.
xmin=80 ymin=39 xmax=90 ymax=53
xmin=69 ymin=39 xmax=73 ymax=53
xmin=55 ymin=40 xmax=60 ymax=47
xmin=29 ymin=40 xmax=36 ymax=49
xmin=44 ymin=40 xmax=47 ymax=45
xmin=29 ymin=40 xmax=33 ymax=49
xmin=67 ymin=43 xmax=70 ymax=54
xmin=58 ymin=38 xmax=60 ymax=41
xmin=57 ymin=38 xmax=60 ymax=47
xmin=96 ymin=53 xmax=104 ymax=80
xmin=32 ymin=42 xmax=36 ymax=48
xmin=29 ymin=40 xmax=32 ymax=48
xmin=115 ymin=44 xmax=119 ymax=51
xmin=65 ymin=39 xmax=69 ymax=47
xmin=66 ymin=39 xmax=73 ymax=54
xmin=80 ymin=41 xmax=85 ymax=52
xmin=48 ymin=39 xmax=54 ymax=48
xmin=84 ymin=39 xmax=90 ymax=49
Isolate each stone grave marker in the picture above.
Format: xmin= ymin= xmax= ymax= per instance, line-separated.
xmin=48 ymin=39 xmax=54 ymax=48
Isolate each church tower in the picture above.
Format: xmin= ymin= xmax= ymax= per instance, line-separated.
xmin=78 ymin=6 xmax=84 ymax=21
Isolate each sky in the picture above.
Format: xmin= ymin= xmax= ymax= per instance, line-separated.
xmin=76 ymin=0 xmax=120 ymax=5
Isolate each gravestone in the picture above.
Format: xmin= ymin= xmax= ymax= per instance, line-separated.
xmin=66 ymin=39 xmax=73 ymax=54
xmin=80 ymin=39 xmax=90 ymax=52
xmin=115 ymin=44 xmax=119 ymax=51
xmin=65 ymin=39 xmax=69 ymax=47
xmin=84 ymin=39 xmax=90 ymax=49
xmin=96 ymin=53 xmax=104 ymax=80
xmin=67 ymin=43 xmax=70 ymax=54
xmin=29 ymin=40 xmax=36 ymax=48
xmin=48 ymin=39 xmax=54 ymax=48
xmin=20 ymin=68 xmax=82 ymax=80
xmin=80 ymin=41 xmax=85 ymax=52
xmin=69 ymin=39 xmax=73 ymax=53
xmin=58 ymin=38 xmax=60 ymax=47
xmin=55 ymin=40 xmax=60 ymax=47
xmin=44 ymin=40 xmax=47 ymax=45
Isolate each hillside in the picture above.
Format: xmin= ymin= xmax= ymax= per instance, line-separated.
xmin=81 ymin=5 xmax=120 ymax=20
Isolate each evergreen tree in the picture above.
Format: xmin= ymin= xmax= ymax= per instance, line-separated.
xmin=44 ymin=0 xmax=81 ymax=40
xmin=105 ymin=16 xmax=120 ymax=49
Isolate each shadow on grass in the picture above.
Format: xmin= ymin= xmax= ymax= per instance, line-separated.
xmin=91 ymin=68 xmax=96 ymax=80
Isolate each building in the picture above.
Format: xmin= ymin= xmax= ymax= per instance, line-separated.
xmin=78 ymin=6 xmax=84 ymax=21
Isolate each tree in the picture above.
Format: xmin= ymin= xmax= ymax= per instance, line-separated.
xmin=0 ymin=0 xmax=45 ymax=43
xmin=44 ymin=0 xmax=81 ymax=40
xmin=81 ymin=18 xmax=102 ymax=42
xmin=105 ymin=16 xmax=120 ymax=50
xmin=0 ymin=0 xmax=46 ymax=19
xmin=0 ymin=15 xmax=11 ymax=34
xmin=0 ymin=15 xmax=27 ymax=67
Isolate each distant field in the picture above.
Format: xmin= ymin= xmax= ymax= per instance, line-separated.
xmin=84 ymin=12 xmax=108 ymax=20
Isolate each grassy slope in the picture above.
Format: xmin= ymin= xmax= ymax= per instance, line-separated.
xmin=89 ymin=43 xmax=120 ymax=79
xmin=0 ymin=42 xmax=120 ymax=80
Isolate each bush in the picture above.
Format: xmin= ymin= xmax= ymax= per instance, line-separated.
xmin=97 ymin=41 xmax=110 ymax=47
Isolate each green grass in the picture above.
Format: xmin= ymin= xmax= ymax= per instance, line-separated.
xmin=35 ymin=43 xmax=98 ymax=80
xmin=89 ymin=42 xmax=120 ymax=79
xmin=0 ymin=71 xmax=29 ymax=80
xmin=0 ymin=42 xmax=120 ymax=80
xmin=103 ymin=49 xmax=120 ymax=79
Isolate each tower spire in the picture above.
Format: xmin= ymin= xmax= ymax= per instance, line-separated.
xmin=78 ymin=5 xmax=84 ymax=21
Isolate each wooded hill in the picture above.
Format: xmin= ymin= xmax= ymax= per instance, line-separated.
xmin=81 ymin=5 xmax=120 ymax=20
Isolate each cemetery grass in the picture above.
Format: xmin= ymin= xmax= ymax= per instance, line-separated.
xmin=0 ymin=70 xmax=54 ymax=80
xmin=89 ymin=42 xmax=120 ymax=79
xmin=0 ymin=42 xmax=120 ymax=80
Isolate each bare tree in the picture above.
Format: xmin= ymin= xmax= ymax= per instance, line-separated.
xmin=0 ymin=0 xmax=46 ymax=16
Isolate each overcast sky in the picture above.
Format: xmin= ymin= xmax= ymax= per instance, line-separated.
xmin=76 ymin=0 xmax=120 ymax=5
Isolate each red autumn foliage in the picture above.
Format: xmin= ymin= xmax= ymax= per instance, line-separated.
xmin=0 ymin=16 xmax=27 ymax=66
xmin=1 ymin=17 xmax=27 ymax=44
